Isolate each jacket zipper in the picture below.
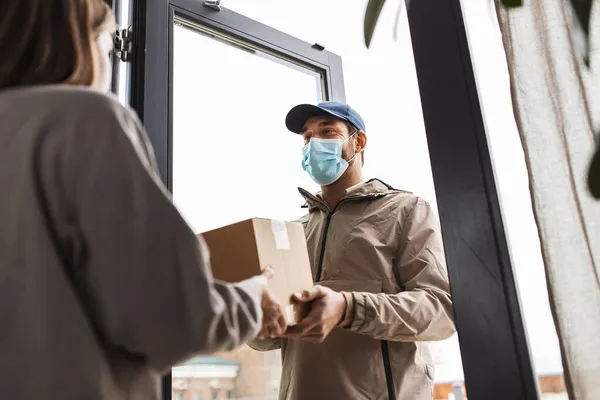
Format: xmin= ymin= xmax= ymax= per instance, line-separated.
xmin=313 ymin=194 xmax=377 ymax=282
xmin=381 ymin=341 xmax=396 ymax=400
xmin=314 ymin=205 xmax=338 ymax=282
xmin=317 ymin=226 xmax=397 ymax=400
xmin=309 ymin=190 xmax=397 ymax=398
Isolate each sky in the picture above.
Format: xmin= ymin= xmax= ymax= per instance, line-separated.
xmin=117 ymin=0 xmax=564 ymax=384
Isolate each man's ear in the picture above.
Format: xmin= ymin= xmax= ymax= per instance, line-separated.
xmin=356 ymin=130 xmax=367 ymax=153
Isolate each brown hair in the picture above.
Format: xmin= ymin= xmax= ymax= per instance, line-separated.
xmin=0 ymin=0 xmax=113 ymax=90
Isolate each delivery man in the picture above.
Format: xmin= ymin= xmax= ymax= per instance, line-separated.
xmin=250 ymin=101 xmax=456 ymax=400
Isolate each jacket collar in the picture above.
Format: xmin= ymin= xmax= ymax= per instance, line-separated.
xmin=298 ymin=179 xmax=400 ymax=212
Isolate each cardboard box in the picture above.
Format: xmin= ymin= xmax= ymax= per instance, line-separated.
xmin=199 ymin=218 xmax=313 ymax=325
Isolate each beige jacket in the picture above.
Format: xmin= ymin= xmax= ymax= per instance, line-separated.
xmin=0 ymin=86 xmax=264 ymax=400
xmin=251 ymin=180 xmax=455 ymax=400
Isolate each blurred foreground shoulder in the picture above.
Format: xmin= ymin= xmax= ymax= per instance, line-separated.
xmin=7 ymin=85 xmax=128 ymax=114
xmin=30 ymin=85 xmax=156 ymax=174
xmin=6 ymin=85 xmax=142 ymax=136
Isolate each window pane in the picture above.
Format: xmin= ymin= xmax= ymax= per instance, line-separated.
xmin=171 ymin=16 xmax=323 ymax=400
xmin=172 ymin=2 xmax=466 ymax=399
xmin=172 ymin=18 xmax=322 ymax=234
xmin=459 ymin=0 xmax=568 ymax=398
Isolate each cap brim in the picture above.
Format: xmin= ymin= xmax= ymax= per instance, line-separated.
xmin=285 ymin=104 xmax=346 ymax=134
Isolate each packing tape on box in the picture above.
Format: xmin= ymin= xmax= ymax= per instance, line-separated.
xmin=284 ymin=304 xmax=295 ymax=325
xmin=271 ymin=220 xmax=290 ymax=250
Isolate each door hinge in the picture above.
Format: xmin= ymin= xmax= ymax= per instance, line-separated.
xmin=114 ymin=26 xmax=133 ymax=62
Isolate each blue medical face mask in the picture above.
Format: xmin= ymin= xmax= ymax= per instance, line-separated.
xmin=301 ymin=133 xmax=359 ymax=186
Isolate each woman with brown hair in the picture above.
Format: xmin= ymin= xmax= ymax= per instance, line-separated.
xmin=0 ymin=1 xmax=286 ymax=399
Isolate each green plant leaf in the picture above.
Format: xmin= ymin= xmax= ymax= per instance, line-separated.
xmin=569 ymin=0 xmax=593 ymax=37
xmin=568 ymin=0 xmax=594 ymax=66
xmin=588 ymin=143 xmax=600 ymax=198
xmin=501 ymin=0 xmax=523 ymax=7
xmin=364 ymin=0 xmax=386 ymax=48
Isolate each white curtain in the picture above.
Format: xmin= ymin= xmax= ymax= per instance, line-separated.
xmin=495 ymin=1 xmax=600 ymax=398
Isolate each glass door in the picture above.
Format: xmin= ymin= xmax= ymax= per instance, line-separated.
xmin=133 ymin=3 xmax=347 ymax=398
xmin=170 ymin=18 xmax=330 ymax=399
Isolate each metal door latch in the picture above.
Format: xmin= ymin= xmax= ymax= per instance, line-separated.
xmin=204 ymin=0 xmax=221 ymax=11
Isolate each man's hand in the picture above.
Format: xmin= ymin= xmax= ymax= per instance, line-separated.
xmin=283 ymin=286 xmax=346 ymax=343
xmin=256 ymin=267 xmax=287 ymax=340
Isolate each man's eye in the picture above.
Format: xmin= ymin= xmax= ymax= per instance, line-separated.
xmin=323 ymin=129 xmax=334 ymax=135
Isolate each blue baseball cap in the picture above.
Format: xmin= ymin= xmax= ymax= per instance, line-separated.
xmin=285 ymin=101 xmax=366 ymax=134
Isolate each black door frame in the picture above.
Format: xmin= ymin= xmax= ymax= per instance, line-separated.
xmin=128 ymin=0 xmax=540 ymax=399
